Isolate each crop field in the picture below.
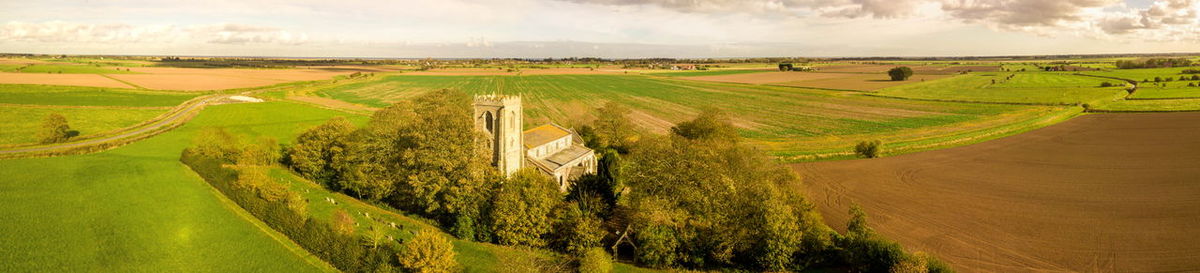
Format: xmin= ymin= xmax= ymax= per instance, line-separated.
xmin=815 ymin=64 xmax=1000 ymax=74
xmin=0 ymin=64 xmax=139 ymax=74
xmin=875 ymin=73 xmax=1128 ymax=105
xmin=1090 ymin=98 xmax=1200 ymax=112
xmin=0 ymin=102 xmax=357 ymax=272
xmin=773 ymin=73 xmax=953 ymax=91
xmin=0 ymin=106 xmax=166 ymax=146
xmin=0 ymin=61 xmax=362 ymax=91
xmin=1079 ymin=66 xmax=1200 ymax=82
xmin=646 ymin=69 xmax=771 ymax=77
xmin=0 ymin=84 xmax=200 ymax=107
xmin=793 ymin=112 xmax=1200 ymax=272
xmin=990 ymin=72 xmax=1113 ymax=88
xmin=0 ymin=73 xmax=135 ymax=88
xmin=313 ymin=74 xmax=1071 ymax=158
xmin=1129 ymin=84 xmax=1200 ymax=99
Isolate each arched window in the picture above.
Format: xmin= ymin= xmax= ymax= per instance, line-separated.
xmin=484 ymin=111 xmax=494 ymax=134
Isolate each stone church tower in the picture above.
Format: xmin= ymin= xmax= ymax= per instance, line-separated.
xmin=473 ymin=95 xmax=523 ymax=177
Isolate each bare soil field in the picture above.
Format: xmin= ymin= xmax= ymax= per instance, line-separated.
xmin=0 ymin=73 xmax=134 ymax=88
xmin=405 ymin=67 xmax=621 ymax=76
xmin=792 ymin=112 xmax=1200 ymax=272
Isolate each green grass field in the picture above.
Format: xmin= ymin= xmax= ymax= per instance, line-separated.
xmin=990 ymin=72 xmax=1112 ymax=88
xmin=0 ymin=84 xmax=200 ymax=107
xmin=875 ymin=73 xmax=1128 ymax=105
xmin=1090 ymin=98 xmax=1200 ymax=112
xmin=1129 ymin=84 xmax=1200 ymax=99
xmin=0 ymin=106 xmax=166 ymax=145
xmin=0 ymin=102 xmax=354 ymax=272
xmin=1079 ymin=66 xmax=1200 ymax=82
xmin=312 ymin=74 xmax=1070 ymax=159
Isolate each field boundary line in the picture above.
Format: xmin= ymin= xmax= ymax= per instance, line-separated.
xmin=98 ymin=74 xmax=148 ymax=90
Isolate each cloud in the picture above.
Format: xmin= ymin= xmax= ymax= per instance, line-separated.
xmin=0 ymin=21 xmax=309 ymax=45
xmin=552 ymin=0 xmax=926 ymax=18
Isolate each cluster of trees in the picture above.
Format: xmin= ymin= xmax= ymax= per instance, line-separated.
xmin=267 ymin=89 xmax=950 ymax=272
xmin=888 ymin=67 xmax=914 ymax=81
xmin=855 ymin=140 xmax=883 ymax=158
xmin=39 ymin=113 xmax=74 ymax=144
xmin=1116 ymin=58 xmax=1193 ymax=69
xmin=181 ymin=128 xmax=448 ymax=273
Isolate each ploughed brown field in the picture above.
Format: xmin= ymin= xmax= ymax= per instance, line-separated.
xmin=792 ymin=112 xmax=1200 ymax=272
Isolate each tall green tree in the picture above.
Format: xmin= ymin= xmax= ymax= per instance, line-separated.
xmin=288 ymin=117 xmax=355 ymax=185
xmin=669 ymin=107 xmax=739 ymax=142
xmin=588 ymin=102 xmax=638 ymax=152
xmin=38 ymin=113 xmax=72 ymax=144
xmin=888 ymin=67 xmax=914 ymax=81
xmin=489 ymin=168 xmax=562 ymax=247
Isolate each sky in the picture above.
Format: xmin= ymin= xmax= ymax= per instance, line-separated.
xmin=0 ymin=0 xmax=1198 ymax=58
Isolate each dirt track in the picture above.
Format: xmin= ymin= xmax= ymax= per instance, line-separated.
xmin=792 ymin=113 xmax=1200 ymax=272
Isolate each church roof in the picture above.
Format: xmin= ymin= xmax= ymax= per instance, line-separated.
xmin=529 ymin=144 xmax=594 ymax=172
xmin=523 ymin=124 xmax=572 ymax=149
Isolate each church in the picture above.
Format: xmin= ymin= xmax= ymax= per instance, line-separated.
xmin=473 ymin=95 xmax=597 ymax=192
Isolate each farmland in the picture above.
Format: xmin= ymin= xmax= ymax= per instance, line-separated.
xmin=875 ymin=73 xmax=1128 ymax=105
xmin=312 ymin=74 xmax=1071 ymax=159
xmin=0 ymin=102 xmax=353 ymax=272
xmin=0 ymin=58 xmax=373 ymax=91
xmin=0 ymin=84 xmax=199 ymax=107
xmin=0 ymin=106 xmax=166 ymax=145
xmin=793 ymin=112 xmax=1200 ymax=272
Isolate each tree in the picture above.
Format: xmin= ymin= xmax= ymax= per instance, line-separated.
xmin=489 ymin=168 xmax=562 ymax=247
xmin=238 ymin=136 xmax=281 ymax=166
xmin=288 ymin=117 xmax=355 ymax=185
xmin=38 ymin=113 xmax=72 ymax=144
xmin=670 ymin=107 xmax=740 ymax=142
xmin=551 ymin=202 xmax=606 ymax=255
xmin=398 ymin=231 xmax=458 ymax=273
xmin=888 ymin=67 xmax=914 ymax=81
xmin=588 ymin=102 xmax=638 ymax=152
xmin=847 ymin=204 xmax=873 ymax=238
xmin=1155 ymin=76 xmax=1163 ymax=82
xmin=577 ymin=248 xmax=613 ymax=273
xmin=191 ymin=127 xmax=241 ymax=162
xmin=855 ymin=140 xmax=883 ymax=158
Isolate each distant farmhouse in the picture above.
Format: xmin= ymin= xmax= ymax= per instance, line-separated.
xmin=473 ymin=95 xmax=597 ymax=191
